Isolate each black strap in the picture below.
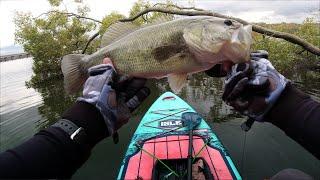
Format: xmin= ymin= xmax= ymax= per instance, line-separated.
xmin=52 ymin=119 xmax=80 ymax=136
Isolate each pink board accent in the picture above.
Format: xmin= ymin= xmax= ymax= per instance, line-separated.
xmin=124 ymin=135 xmax=233 ymax=179
xmin=155 ymin=137 xmax=168 ymax=159
xmin=167 ymin=136 xmax=181 ymax=159
xmin=206 ymin=145 xmax=233 ymax=179
xmin=179 ymin=136 xmax=189 ymax=158
xmin=138 ymin=139 xmax=155 ymax=178
xmin=124 ymin=150 xmax=141 ymax=179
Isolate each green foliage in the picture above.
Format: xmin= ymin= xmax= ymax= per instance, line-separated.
xmin=129 ymin=0 xmax=151 ymax=25
xmin=297 ymin=18 xmax=320 ymax=47
xmin=252 ymin=18 xmax=319 ymax=74
xmin=48 ymin=0 xmax=62 ymax=6
xmin=129 ymin=0 xmax=174 ymax=25
xmin=15 ymin=3 xmax=97 ymax=87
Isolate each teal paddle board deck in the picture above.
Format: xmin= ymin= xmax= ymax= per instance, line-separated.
xmin=117 ymin=92 xmax=241 ymax=180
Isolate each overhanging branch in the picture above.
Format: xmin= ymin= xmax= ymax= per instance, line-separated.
xmin=82 ymin=32 xmax=100 ymax=54
xmin=36 ymin=10 xmax=102 ymax=24
xmin=36 ymin=10 xmax=102 ymax=53
xmin=153 ymin=3 xmax=205 ymax=11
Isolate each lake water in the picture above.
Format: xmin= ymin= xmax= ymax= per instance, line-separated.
xmin=0 ymin=58 xmax=319 ymax=179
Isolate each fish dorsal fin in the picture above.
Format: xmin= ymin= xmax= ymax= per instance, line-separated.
xmin=101 ymin=22 xmax=139 ymax=47
xmin=168 ymin=73 xmax=188 ymax=93
xmin=143 ymin=15 xmax=173 ymax=27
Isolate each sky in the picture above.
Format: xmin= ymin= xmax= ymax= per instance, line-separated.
xmin=0 ymin=0 xmax=319 ymax=49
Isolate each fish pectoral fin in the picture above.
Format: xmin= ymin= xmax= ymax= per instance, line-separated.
xmin=61 ymin=54 xmax=87 ymax=94
xmin=152 ymin=44 xmax=187 ymax=62
xmin=168 ymin=73 xmax=188 ymax=93
xmin=101 ymin=22 xmax=139 ymax=47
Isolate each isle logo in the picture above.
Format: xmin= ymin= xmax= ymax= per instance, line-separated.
xmin=159 ymin=120 xmax=182 ymax=128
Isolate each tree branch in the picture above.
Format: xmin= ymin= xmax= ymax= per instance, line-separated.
xmin=153 ymin=3 xmax=205 ymax=11
xmin=120 ymin=7 xmax=320 ymax=56
xmin=82 ymin=32 xmax=100 ymax=54
xmin=36 ymin=10 xmax=102 ymax=24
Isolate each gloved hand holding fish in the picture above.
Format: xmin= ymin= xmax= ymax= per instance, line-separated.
xmin=61 ymin=16 xmax=253 ymax=94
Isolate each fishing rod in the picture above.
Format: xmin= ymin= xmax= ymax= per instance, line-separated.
xmin=182 ymin=112 xmax=202 ymax=180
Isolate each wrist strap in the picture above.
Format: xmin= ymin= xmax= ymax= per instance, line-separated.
xmin=52 ymin=119 xmax=80 ymax=136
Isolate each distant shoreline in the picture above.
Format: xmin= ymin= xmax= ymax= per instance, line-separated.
xmin=0 ymin=45 xmax=25 ymax=56
xmin=0 ymin=53 xmax=31 ymax=62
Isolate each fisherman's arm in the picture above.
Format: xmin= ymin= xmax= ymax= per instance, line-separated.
xmin=206 ymin=50 xmax=320 ymax=159
xmin=265 ymin=83 xmax=320 ymax=159
xmin=0 ymin=62 xmax=150 ymax=178
xmin=0 ymin=101 xmax=107 ymax=178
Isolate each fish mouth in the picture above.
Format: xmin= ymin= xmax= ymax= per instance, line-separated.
xmin=224 ymin=24 xmax=252 ymax=62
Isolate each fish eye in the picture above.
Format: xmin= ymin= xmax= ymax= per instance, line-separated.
xmin=224 ymin=20 xmax=233 ymax=26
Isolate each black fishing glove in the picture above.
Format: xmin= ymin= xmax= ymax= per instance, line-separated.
xmin=222 ymin=50 xmax=288 ymax=122
xmin=205 ymin=64 xmax=228 ymax=77
xmin=78 ymin=62 xmax=150 ymax=135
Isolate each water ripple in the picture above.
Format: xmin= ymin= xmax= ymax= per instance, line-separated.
xmin=0 ymin=58 xmax=43 ymax=151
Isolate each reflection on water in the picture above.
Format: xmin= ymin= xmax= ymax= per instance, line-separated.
xmin=0 ymin=59 xmax=43 ymax=150
xmin=0 ymin=58 xmax=319 ymax=179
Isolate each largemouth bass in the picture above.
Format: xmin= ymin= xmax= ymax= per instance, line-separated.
xmin=62 ymin=16 xmax=252 ymax=93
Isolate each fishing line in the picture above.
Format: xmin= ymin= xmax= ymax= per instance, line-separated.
xmin=240 ymin=130 xmax=247 ymax=177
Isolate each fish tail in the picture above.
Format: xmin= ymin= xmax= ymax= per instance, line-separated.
xmin=61 ymin=54 xmax=87 ymax=94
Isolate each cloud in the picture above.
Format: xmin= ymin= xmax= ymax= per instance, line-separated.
xmin=149 ymin=0 xmax=319 ymax=23
xmin=176 ymin=1 xmax=318 ymax=15
xmin=176 ymin=0 xmax=319 ymax=22
xmin=193 ymin=1 xmax=319 ymax=22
